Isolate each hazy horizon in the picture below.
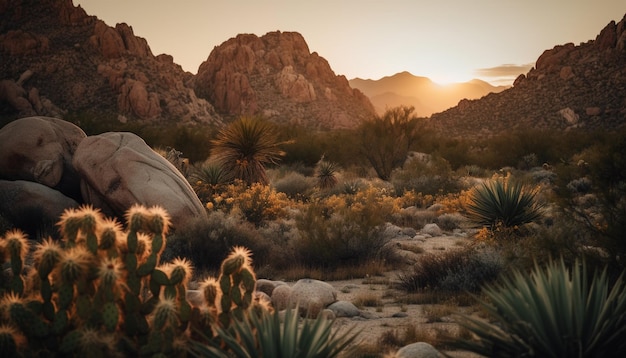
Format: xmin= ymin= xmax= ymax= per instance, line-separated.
xmin=75 ymin=0 xmax=625 ymax=86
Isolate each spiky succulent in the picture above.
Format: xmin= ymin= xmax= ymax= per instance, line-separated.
xmin=465 ymin=176 xmax=544 ymax=229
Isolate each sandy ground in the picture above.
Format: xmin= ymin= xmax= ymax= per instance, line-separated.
xmin=326 ymin=235 xmax=483 ymax=357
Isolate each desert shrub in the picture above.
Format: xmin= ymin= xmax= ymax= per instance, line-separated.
xmin=454 ymin=259 xmax=626 ymax=357
xmin=390 ymin=207 xmax=437 ymax=230
xmin=255 ymin=218 xmax=300 ymax=273
xmin=435 ymin=213 xmax=467 ymax=231
xmin=554 ymin=132 xmax=626 ymax=271
xmin=391 ymin=154 xmax=460 ymax=195
xmin=271 ymin=171 xmax=315 ymax=200
xmin=397 ymin=246 xmax=503 ymax=292
xmin=358 ymin=106 xmax=425 ymax=180
xmin=208 ymin=181 xmax=291 ymax=226
xmin=294 ymin=187 xmax=398 ymax=268
xmin=164 ymin=211 xmax=271 ymax=272
xmin=464 ymin=174 xmax=544 ymax=231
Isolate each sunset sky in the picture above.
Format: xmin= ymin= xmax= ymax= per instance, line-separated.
xmin=75 ymin=0 xmax=625 ymax=85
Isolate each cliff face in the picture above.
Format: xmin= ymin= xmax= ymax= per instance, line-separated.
xmin=0 ymin=0 xmax=222 ymax=125
xmin=429 ymin=14 xmax=626 ymax=138
xmin=191 ymin=31 xmax=376 ymax=129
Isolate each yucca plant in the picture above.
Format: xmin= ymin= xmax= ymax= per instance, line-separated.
xmin=191 ymin=305 xmax=359 ymax=358
xmin=454 ymin=258 xmax=626 ymax=357
xmin=465 ymin=176 xmax=543 ymax=229
xmin=211 ymin=116 xmax=288 ymax=185
xmin=315 ymin=158 xmax=340 ymax=190
xmin=190 ymin=161 xmax=233 ymax=187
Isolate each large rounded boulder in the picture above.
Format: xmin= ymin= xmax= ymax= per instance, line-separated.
xmin=0 ymin=116 xmax=86 ymax=201
xmin=0 ymin=180 xmax=79 ymax=238
xmin=72 ymin=132 xmax=207 ymax=229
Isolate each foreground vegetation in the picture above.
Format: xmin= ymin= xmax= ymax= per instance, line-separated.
xmin=1 ymin=106 xmax=625 ymax=356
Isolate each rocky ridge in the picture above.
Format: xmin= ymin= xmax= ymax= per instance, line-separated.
xmin=429 ymin=14 xmax=626 ymax=138
xmin=0 ymin=0 xmax=221 ymax=125
xmin=191 ymin=31 xmax=376 ymax=129
xmin=1 ymin=1 xmax=375 ymax=130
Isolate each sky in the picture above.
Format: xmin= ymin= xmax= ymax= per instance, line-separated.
xmin=75 ymin=0 xmax=626 ymax=86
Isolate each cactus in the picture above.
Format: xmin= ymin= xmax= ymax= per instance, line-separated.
xmin=0 ymin=205 xmax=277 ymax=357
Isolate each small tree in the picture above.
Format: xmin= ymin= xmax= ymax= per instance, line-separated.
xmin=211 ymin=116 xmax=287 ymax=185
xmin=358 ymin=106 xmax=423 ymax=180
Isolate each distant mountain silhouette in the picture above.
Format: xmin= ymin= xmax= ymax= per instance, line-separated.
xmin=349 ymin=71 xmax=508 ymax=116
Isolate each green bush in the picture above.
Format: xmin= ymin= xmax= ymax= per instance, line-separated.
xmin=454 ymin=259 xmax=626 ymax=357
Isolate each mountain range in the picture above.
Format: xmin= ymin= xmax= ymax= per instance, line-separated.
xmin=1 ymin=0 xmax=625 ymax=138
xmin=349 ymin=72 xmax=508 ymax=117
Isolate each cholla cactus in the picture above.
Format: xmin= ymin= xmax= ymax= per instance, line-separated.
xmin=0 ymin=205 xmax=273 ymax=356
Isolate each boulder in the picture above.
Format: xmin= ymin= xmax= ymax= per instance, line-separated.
xmin=395 ymin=342 xmax=442 ymax=358
xmin=72 ymin=132 xmax=207 ymax=229
xmin=0 ymin=116 xmax=86 ymax=201
xmin=271 ymin=284 xmax=293 ymax=311
xmin=327 ymin=300 xmax=360 ymax=318
xmin=0 ymin=180 xmax=79 ymax=238
xmin=421 ymin=223 xmax=442 ymax=237
xmin=290 ymin=278 xmax=337 ymax=318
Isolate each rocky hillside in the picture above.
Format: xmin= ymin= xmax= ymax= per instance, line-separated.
xmin=191 ymin=31 xmax=376 ymax=129
xmin=350 ymin=72 xmax=508 ymax=117
xmin=0 ymin=0 xmax=220 ymax=125
xmin=429 ymin=14 xmax=626 ymax=138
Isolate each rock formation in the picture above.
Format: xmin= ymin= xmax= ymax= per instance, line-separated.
xmin=0 ymin=117 xmax=207 ymax=234
xmin=429 ymin=13 xmax=626 ymax=138
xmin=192 ymin=31 xmax=376 ymax=129
xmin=72 ymin=131 xmax=207 ymax=228
xmin=0 ymin=116 xmax=86 ymax=201
xmin=0 ymin=0 xmax=222 ymax=125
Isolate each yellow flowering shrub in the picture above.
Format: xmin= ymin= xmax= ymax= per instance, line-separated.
xmin=208 ymin=181 xmax=292 ymax=226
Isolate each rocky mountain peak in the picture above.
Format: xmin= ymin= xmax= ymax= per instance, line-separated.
xmin=429 ymin=13 xmax=626 ymax=138
xmin=192 ymin=31 xmax=375 ymax=129
xmin=0 ymin=0 xmax=222 ymax=125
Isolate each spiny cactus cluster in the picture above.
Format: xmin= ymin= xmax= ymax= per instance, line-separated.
xmin=0 ymin=205 xmax=266 ymax=357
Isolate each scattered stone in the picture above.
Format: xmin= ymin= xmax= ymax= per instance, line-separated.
xmin=392 ymin=312 xmax=409 ymax=318
xmin=290 ymin=278 xmax=337 ymax=318
xmin=271 ymin=284 xmax=293 ymax=311
xmin=395 ymin=342 xmax=442 ymax=358
xmin=421 ymin=223 xmax=442 ymax=237
xmin=327 ymin=301 xmax=361 ymax=318
xmin=255 ymin=279 xmax=279 ymax=296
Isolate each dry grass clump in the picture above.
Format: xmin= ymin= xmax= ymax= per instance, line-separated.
xmin=352 ymin=292 xmax=384 ymax=308
xmin=397 ymin=246 xmax=503 ymax=293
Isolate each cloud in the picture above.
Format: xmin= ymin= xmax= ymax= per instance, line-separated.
xmin=473 ymin=63 xmax=534 ymax=78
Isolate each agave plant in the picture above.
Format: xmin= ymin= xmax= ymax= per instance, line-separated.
xmin=211 ymin=116 xmax=288 ymax=185
xmin=190 ymin=161 xmax=232 ymax=187
xmin=465 ymin=176 xmax=543 ymax=229
xmin=315 ymin=158 xmax=339 ymax=190
xmin=454 ymin=259 xmax=626 ymax=357
xmin=191 ymin=306 xmax=359 ymax=358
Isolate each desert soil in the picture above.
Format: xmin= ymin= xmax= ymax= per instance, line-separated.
xmin=327 ymin=235 xmax=482 ymax=357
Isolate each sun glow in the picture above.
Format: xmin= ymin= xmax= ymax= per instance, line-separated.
xmin=428 ymin=71 xmax=476 ymax=86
